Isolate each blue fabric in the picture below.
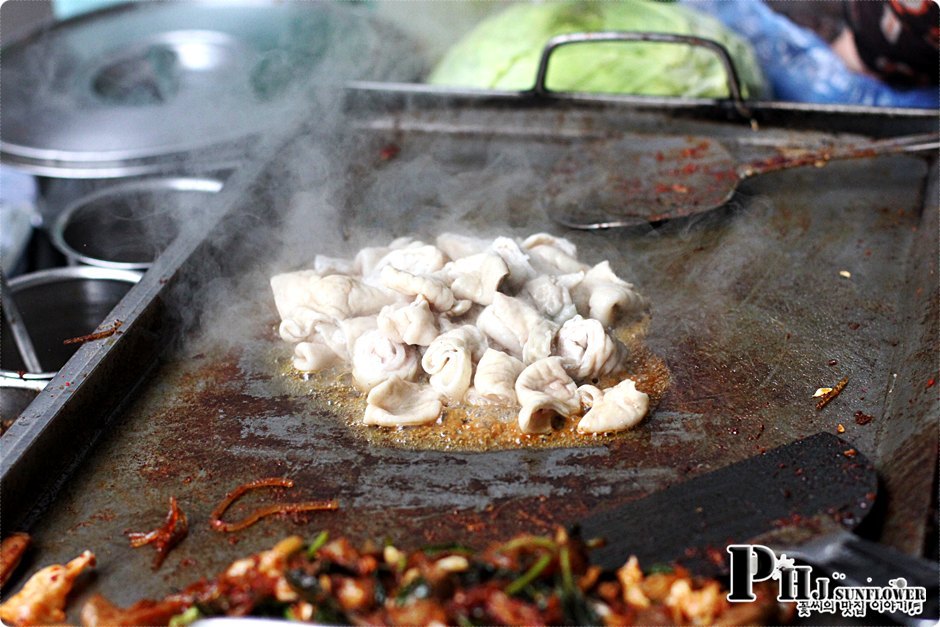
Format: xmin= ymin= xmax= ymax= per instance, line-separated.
xmin=682 ymin=0 xmax=938 ymax=108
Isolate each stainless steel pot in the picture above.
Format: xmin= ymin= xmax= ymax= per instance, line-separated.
xmin=0 ymin=266 xmax=141 ymax=379
xmin=0 ymin=377 xmax=45 ymax=427
xmin=49 ymin=176 xmax=224 ymax=271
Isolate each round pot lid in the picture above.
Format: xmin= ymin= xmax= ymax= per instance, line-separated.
xmin=1 ymin=1 xmax=421 ymax=177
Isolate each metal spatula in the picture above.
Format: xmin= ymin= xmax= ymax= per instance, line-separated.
xmin=547 ymin=132 xmax=939 ymax=230
xmin=576 ymin=432 xmax=938 ymax=625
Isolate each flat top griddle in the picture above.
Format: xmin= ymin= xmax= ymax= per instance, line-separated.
xmin=2 ymin=93 xmax=937 ymax=619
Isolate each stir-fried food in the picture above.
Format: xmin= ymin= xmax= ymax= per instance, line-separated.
xmin=77 ymin=530 xmax=785 ymax=626
xmin=272 ymin=232 xmax=655 ymax=436
xmin=0 ymin=533 xmax=31 ymax=588
xmin=0 ymin=550 xmax=95 ymax=626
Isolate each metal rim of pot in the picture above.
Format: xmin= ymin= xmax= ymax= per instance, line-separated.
xmin=0 ymin=266 xmax=142 ymax=381
xmin=49 ymin=176 xmax=224 ymax=271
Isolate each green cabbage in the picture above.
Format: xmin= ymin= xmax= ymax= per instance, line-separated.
xmin=427 ymin=1 xmax=766 ymax=99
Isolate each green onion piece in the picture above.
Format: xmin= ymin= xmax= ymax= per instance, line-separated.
xmin=395 ymin=577 xmax=430 ymax=606
xmin=456 ymin=614 xmax=476 ymax=627
xmin=420 ymin=543 xmax=475 ymax=556
xmin=168 ymin=606 xmax=201 ymax=627
xmin=647 ymin=563 xmax=674 ymax=575
xmin=559 ymin=546 xmax=575 ymax=592
xmin=505 ymin=553 xmax=552 ymax=596
xmin=307 ymin=530 xmax=329 ymax=558
xmin=558 ymin=545 xmax=599 ymax=624
xmin=496 ymin=536 xmax=558 ymax=554
xmin=284 ymin=607 xmax=298 ymax=621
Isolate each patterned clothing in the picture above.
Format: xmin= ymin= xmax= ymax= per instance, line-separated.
xmin=845 ymin=0 xmax=939 ymax=86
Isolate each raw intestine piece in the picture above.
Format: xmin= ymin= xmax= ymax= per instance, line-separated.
xmin=520 ymin=275 xmax=581 ymax=325
xmin=520 ymin=233 xmax=578 ymax=258
xmin=489 ymin=236 xmax=536 ymax=290
xmin=354 ymin=237 xmax=419 ymax=275
xmin=522 ymin=318 xmax=557 ymax=366
xmin=469 ymin=348 xmax=524 ymax=405
xmin=439 ymin=252 xmax=509 ymax=306
xmin=292 ymin=338 xmax=342 ymax=372
xmin=521 ymin=233 xmax=588 ymax=276
xmin=338 ymin=316 xmax=378 ymax=356
xmin=270 ymin=270 xmax=321 ymax=320
xmin=515 ymin=357 xmax=580 ymax=434
xmin=305 ymin=275 xmax=398 ymax=320
xmin=436 ymin=232 xmax=491 ymax=260
xmin=351 ymin=330 xmax=419 ymax=391
xmin=364 ymin=376 xmax=444 ymax=427
xmin=570 ymin=261 xmax=647 ymax=327
xmin=555 ymin=315 xmax=627 ymax=381
xmin=421 ymin=326 xmax=484 ymax=402
xmin=576 ymin=384 xmax=604 ymax=411
xmin=379 ymin=266 xmax=469 ymax=315
xmin=371 ymin=242 xmax=448 ymax=277
xmin=278 ymin=306 xmax=331 ymax=343
xmin=477 ymin=293 xmax=558 ymax=364
xmin=377 ymin=297 xmax=439 ymax=346
xmin=315 ymin=321 xmax=350 ymax=361
xmin=576 ymin=379 xmax=649 ymax=433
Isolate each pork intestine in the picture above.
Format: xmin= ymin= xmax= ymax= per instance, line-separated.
xmin=570 ymin=261 xmax=647 ymax=327
xmin=515 ymin=357 xmax=581 ymax=434
xmin=272 ymin=233 xmax=650 ymax=434
xmin=351 ymin=330 xmax=419 ymax=391
xmin=576 ymin=379 xmax=649 ymax=433
xmin=364 ymin=376 xmax=443 ymax=426
xmin=377 ymin=298 xmax=438 ymax=346
xmin=469 ymin=348 xmax=524 ymax=406
xmin=379 ymin=266 xmax=471 ymax=316
xmin=555 ymin=315 xmax=627 ymax=381
xmin=421 ymin=326 xmax=484 ymax=402
xmin=476 ymin=293 xmax=558 ymax=364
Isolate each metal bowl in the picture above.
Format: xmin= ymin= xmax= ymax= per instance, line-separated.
xmin=0 ymin=267 xmax=141 ymax=379
xmin=49 ymin=176 xmax=223 ymax=270
xmin=0 ymin=377 xmax=45 ymax=428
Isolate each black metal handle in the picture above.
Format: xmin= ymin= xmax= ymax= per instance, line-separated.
xmin=530 ymin=31 xmax=752 ymax=120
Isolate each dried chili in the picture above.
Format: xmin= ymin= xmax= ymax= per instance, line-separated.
xmin=209 ymin=477 xmax=338 ymax=533
xmin=816 ymin=376 xmax=848 ymax=410
xmin=126 ymin=497 xmax=188 ymax=570
xmin=63 ymin=321 xmax=122 ymax=345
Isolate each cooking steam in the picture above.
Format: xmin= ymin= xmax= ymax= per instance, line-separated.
xmin=148 ymin=2 xmax=778 ymax=416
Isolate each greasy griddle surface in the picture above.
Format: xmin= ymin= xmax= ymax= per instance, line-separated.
xmin=291 ymin=317 xmax=669 ymax=452
xmin=17 ymin=147 xmax=931 ymax=613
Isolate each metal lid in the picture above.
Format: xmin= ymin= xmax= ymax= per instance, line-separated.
xmin=0 ymin=266 xmax=142 ymax=379
xmin=0 ymin=1 xmax=421 ymax=177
